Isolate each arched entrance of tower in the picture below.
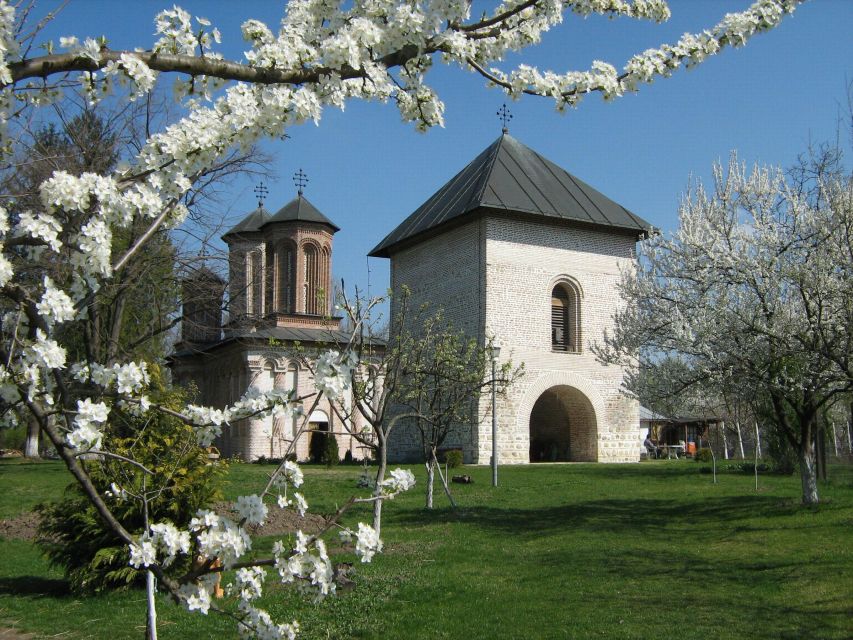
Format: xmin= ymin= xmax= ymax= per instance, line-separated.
xmin=529 ymin=385 xmax=597 ymax=462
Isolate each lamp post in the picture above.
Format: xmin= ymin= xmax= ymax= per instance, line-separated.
xmin=491 ymin=344 xmax=501 ymax=487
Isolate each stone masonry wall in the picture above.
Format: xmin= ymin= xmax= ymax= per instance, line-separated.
xmin=480 ymin=216 xmax=641 ymax=464
xmin=387 ymin=220 xmax=485 ymax=463
xmin=383 ymin=214 xmax=642 ymax=465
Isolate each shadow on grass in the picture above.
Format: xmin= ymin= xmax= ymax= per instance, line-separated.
xmin=604 ymin=549 xmax=853 ymax=640
xmin=0 ymin=575 xmax=69 ymax=597
xmin=390 ymin=494 xmax=804 ymax=537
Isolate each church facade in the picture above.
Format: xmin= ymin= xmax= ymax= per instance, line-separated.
xmin=370 ymin=133 xmax=650 ymax=464
xmin=170 ymin=192 xmax=370 ymax=462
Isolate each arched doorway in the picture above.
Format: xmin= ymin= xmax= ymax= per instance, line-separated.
xmin=529 ymin=385 xmax=597 ymax=462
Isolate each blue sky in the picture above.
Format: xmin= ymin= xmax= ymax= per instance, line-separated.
xmin=35 ymin=1 xmax=853 ymax=299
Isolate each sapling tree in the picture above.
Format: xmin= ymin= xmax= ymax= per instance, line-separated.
xmin=395 ymin=311 xmax=520 ymax=509
xmin=597 ymin=151 xmax=853 ymax=505
xmin=0 ymin=0 xmax=805 ymax=635
xmin=314 ymin=287 xmax=431 ymax=535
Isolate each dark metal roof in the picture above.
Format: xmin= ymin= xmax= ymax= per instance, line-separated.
xmin=223 ymin=195 xmax=339 ymax=241
xmin=222 ymin=206 xmax=271 ymax=239
xmin=266 ymin=195 xmax=340 ymax=231
xmin=369 ymin=133 xmax=651 ymax=257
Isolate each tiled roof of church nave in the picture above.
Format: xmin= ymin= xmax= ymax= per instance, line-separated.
xmin=369 ymin=132 xmax=651 ymax=257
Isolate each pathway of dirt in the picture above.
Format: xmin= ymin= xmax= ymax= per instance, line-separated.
xmin=0 ymin=503 xmax=327 ymax=543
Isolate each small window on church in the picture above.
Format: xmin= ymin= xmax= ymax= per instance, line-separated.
xmin=551 ymin=283 xmax=580 ymax=353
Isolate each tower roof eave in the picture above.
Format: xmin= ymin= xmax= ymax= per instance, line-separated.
xmin=222 ymin=195 xmax=339 ymax=243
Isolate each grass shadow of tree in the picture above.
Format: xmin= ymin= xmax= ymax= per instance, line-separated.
xmin=0 ymin=576 xmax=69 ymax=598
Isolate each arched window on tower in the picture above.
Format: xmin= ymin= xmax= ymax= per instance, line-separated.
xmin=247 ymin=249 xmax=263 ymax=317
xmin=551 ymin=282 xmax=581 ymax=353
xmin=264 ymin=242 xmax=277 ymax=314
xmin=320 ymin=245 xmax=330 ymax=315
xmin=304 ymin=243 xmax=320 ymax=315
xmin=279 ymin=242 xmax=295 ymax=313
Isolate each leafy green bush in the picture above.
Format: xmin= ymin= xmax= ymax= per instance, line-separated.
xmin=0 ymin=423 xmax=25 ymax=450
xmin=309 ymin=428 xmax=339 ymax=466
xmin=324 ymin=433 xmax=339 ymax=467
xmin=443 ymin=449 xmax=463 ymax=468
xmin=694 ymin=448 xmax=713 ymax=463
xmin=764 ymin=427 xmax=797 ymax=475
xmin=738 ymin=462 xmax=770 ymax=474
xmin=37 ymin=373 xmax=225 ymax=593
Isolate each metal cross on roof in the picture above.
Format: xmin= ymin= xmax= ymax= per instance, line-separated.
xmin=293 ymin=168 xmax=309 ymax=196
xmin=253 ymin=181 xmax=269 ymax=208
xmin=497 ymin=103 xmax=512 ymax=133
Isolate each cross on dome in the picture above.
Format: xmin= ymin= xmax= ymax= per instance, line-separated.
xmin=253 ymin=181 xmax=268 ymax=208
xmin=293 ymin=168 xmax=309 ymax=196
xmin=497 ymin=103 xmax=513 ymax=133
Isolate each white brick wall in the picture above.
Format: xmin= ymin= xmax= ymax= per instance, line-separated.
xmin=386 ymin=214 xmax=642 ymax=464
xmin=172 ymin=341 xmax=372 ymax=462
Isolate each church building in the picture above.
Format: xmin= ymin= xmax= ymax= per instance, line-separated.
xmin=369 ymin=130 xmax=650 ymax=464
xmin=174 ymin=126 xmax=650 ymax=464
xmin=170 ymin=184 xmax=370 ymax=461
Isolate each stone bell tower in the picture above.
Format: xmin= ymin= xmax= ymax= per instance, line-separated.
xmin=371 ymin=127 xmax=651 ymax=464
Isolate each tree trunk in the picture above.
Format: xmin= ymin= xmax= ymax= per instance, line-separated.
xmin=799 ymin=443 xmax=819 ymax=505
xmin=372 ymin=440 xmax=387 ymax=536
xmin=735 ymin=421 xmax=745 ymax=459
xmin=830 ymin=422 xmax=838 ymax=457
xmin=146 ymin=570 xmax=158 ymax=640
xmin=433 ymin=452 xmax=457 ymax=509
xmin=24 ymin=413 xmax=40 ymax=458
xmin=755 ymin=422 xmax=762 ymax=458
xmin=721 ymin=422 xmax=729 ymax=460
xmin=425 ymin=458 xmax=434 ymax=509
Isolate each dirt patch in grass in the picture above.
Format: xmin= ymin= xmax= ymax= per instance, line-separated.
xmin=214 ymin=502 xmax=329 ymax=538
xmin=0 ymin=511 xmax=41 ymax=541
xmin=0 ymin=502 xmax=328 ymax=543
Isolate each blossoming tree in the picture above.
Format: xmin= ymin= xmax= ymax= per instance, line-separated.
xmin=596 ymin=151 xmax=853 ymax=505
xmin=0 ymin=0 xmax=804 ymax=636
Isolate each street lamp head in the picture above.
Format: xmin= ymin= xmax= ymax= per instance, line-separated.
xmin=491 ymin=344 xmax=501 ymax=360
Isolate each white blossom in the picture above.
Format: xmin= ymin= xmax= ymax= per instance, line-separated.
xmin=149 ymin=523 xmax=191 ymax=566
xmin=178 ymin=581 xmax=212 ymax=614
xmin=235 ymin=494 xmax=268 ymax=526
xmin=354 ymin=522 xmax=383 ymax=563
xmin=292 ymin=492 xmax=308 ymax=517
xmin=0 ymin=0 xmax=808 ymax=635
xmin=381 ymin=468 xmax=416 ymax=495
xmin=233 ymin=566 xmax=266 ymax=602
xmin=129 ymin=540 xmax=157 ymax=568
xmin=314 ymin=350 xmax=356 ymax=401
xmin=24 ymin=330 xmax=66 ymax=370
xmin=190 ymin=509 xmax=251 ymax=568
xmin=37 ymin=277 xmax=75 ymax=326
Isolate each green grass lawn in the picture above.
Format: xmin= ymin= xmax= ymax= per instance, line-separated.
xmin=1 ymin=458 xmax=851 ymax=639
